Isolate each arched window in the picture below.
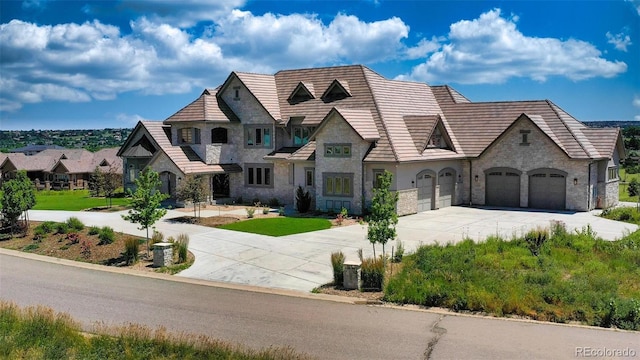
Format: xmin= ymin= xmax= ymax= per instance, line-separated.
xmin=211 ymin=127 xmax=228 ymax=144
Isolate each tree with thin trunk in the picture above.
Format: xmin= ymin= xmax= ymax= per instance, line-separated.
xmin=102 ymin=164 xmax=122 ymax=208
xmin=1 ymin=171 xmax=36 ymax=233
xmin=176 ymin=174 xmax=207 ymax=219
xmin=121 ymin=168 xmax=168 ymax=256
xmin=367 ymin=170 xmax=398 ymax=258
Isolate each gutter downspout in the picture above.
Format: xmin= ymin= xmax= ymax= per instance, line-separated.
xmin=587 ymin=162 xmax=592 ymax=210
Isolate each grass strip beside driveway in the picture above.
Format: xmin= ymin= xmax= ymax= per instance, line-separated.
xmin=219 ymin=217 xmax=331 ymax=236
xmin=33 ymin=190 xmax=129 ymax=211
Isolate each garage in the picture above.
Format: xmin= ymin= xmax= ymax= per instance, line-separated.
xmin=485 ymin=168 xmax=521 ymax=207
xmin=438 ymin=169 xmax=455 ymax=208
xmin=528 ymin=169 xmax=566 ymax=210
xmin=417 ymin=170 xmax=434 ymax=212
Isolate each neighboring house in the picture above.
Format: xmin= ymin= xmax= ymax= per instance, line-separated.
xmin=0 ymin=148 xmax=122 ymax=190
xmin=118 ymin=65 xmax=624 ymax=214
xmin=9 ymin=144 xmax=66 ymax=156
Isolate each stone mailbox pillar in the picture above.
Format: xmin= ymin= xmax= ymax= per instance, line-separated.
xmin=343 ymin=260 xmax=361 ymax=290
xmin=153 ymin=242 xmax=173 ymax=267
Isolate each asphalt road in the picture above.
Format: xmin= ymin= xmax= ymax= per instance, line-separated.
xmin=1 ymin=252 xmax=638 ymax=360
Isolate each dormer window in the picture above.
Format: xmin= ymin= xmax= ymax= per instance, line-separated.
xmin=426 ymin=126 xmax=450 ymax=150
xmin=322 ymin=79 xmax=351 ymax=102
xmin=288 ymin=82 xmax=315 ymax=104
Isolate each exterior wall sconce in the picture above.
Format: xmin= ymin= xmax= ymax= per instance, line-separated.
xmin=411 ymin=180 xmax=415 ymax=187
xmin=474 ymin=175 xmax=479 ymax=182
xmin=178 ymin=177 xmax=182 ymax=182
xmin=573 ymin=178 xmax=578 ymax=185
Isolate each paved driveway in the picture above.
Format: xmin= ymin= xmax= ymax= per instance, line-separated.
xmin=28 ymin=206 xmax=637 ymax=293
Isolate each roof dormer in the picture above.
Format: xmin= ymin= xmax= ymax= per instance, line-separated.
xmin=322 ymin=79 xmax=351 ymax=102
xmin=288 ymin=81 xmax=315 ymax=104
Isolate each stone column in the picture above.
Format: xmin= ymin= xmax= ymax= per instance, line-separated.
xmin=343 ymin=260 xmax=361 ymax=290
xmin=153 ymin=242 xmax=173 ymax=267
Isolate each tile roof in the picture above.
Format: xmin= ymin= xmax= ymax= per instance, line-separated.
xmin=288 ymin=141 xmax=316 ymax=161
xmin=235 ymin=72 xmax=282 ymax=123
xmin=1 ymin=147 xmax=122 ymax=175
xmin=581 ymin=127 xmax=623 ymax=159
xmin=165 ymin=88 xmax=238 ymax=123
xmin=138 ymin=121 xmax=242 ymax=175
xmin=329 ymin=108 xmax=380 ymax=141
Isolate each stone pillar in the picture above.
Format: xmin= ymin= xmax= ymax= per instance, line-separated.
xmin=343 ymin=260 xmax=361 ymax=290
xmin=153 ymin=242 xmax=173 ymax=267
xmin=45 ymin=181 xmax=50 ymax=190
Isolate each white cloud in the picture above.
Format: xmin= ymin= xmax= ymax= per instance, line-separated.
xmin=0 ymin=10 xmax=411 ymax=111
xmin=116 ymin=113 xmax=145 ymax=126
xmin=404 ymin=36 xmax=442 ymax=59
xmin=606 ymin=31 xmax=632 ymax=51
xmin=626 ymin=0 xmax=640 ymax=16
xmin=401 ymin=9 xmax=627 ymax=84
xmin=633 ymin=95 xmax=640 ymax=108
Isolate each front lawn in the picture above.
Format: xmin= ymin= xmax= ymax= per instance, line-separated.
xmin=219 ymin=217 xmax=332 ymax=236
xmin=619 ymin=168 xmax=640 ymax=202
xmin=384 ymin=224 xmax=640 ymax=330
xmin=33 ymin=190 xmax=129 ymax=211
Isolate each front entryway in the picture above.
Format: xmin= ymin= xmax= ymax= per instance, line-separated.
xmin=528 ymin=169 xmax=566 ymax=210
xmin=212 ymin=174 xmax=230 ymax=199
xmin=160 ymin=171 xmax=176 ymax=197
xmin=485 ymin=168 xmax=521 ymax=207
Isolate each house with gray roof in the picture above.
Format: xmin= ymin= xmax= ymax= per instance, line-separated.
xmin=118 ymin=65 xmax=624 ymax=214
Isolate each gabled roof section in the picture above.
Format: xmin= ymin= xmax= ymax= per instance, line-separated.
xmin=403 ymin=115 xmax=438 ymax=153
xmin=431 ymin=85 xmax=471 ymax=105
xmin=582 ymin=127 xmax=625 ymax=159
xmin=164 ymin=88 xmax=238 ymax=123
xmin=288 ymin=141 xmax=316 ymax=161
xmin=233 ymin=71 xmax=283 ymax=124
xmin=288 ymin=81 xmax=315 ymax=104
xmin=314 ymin=107 xmax=379 ymax=141
xmin=321 ymin=79 xmax=352 ymax=102
xmin=121 ymin=135 xmax=156 ymax=158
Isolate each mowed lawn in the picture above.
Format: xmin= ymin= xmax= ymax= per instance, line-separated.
xmin=619 ymin=168 xmax=640 ymax=202
xmin=219 ymin=217 xmax=331 ymax=236
xmin=33 ymin=190 xmax=129 ymax=211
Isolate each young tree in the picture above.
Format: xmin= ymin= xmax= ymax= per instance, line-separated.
xmin=367 ymin=170 xmax=398 ymax=258
xmin=1 ymin=171 xmax=36 ymax=233
xmin=121 ymin=168 xmax=168 ymax=256
xmin=102 ymin=164 xmax=122 ymax=208
xmin=176 ymin=174 xmax=207 ymax=219
xmin=88 ymin=166 xmax=104 ymax=197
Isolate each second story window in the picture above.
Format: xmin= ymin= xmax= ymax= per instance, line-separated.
xmin=179 ymin=128 xmax=201 ymax=144
xmin=325 ymin=144 xmax=351 ymax=157
xmin=245 ymin=125 xmax=272 ymax=148
xmin=293 ymin=126 xmax=315 ymax=146
xmin=211 ymin=127 xmax=228 ymax=144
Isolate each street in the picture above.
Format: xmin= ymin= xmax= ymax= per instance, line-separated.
xmin=1 ymin=251 xmax=638 ymax=359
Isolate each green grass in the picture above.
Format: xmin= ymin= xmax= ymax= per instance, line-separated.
xmin=219 ymin=217 xmax=332 ymax=236
xmin=619 ymin=168 xmax=640 ymax=202
xmin=601 ymin=206 xmax=640 ymax=224
xmin=0 ymin=302 xmax=311 ymax=359
xmin=384 ymin=225 xmax=640 ymax=330
xmin=33 ymin=190 xmax=129 ymax=211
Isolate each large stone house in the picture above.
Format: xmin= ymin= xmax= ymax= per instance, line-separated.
xmin=118 ymin=65 xmax=624 ymax=214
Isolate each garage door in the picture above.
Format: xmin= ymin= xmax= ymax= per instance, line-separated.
xmin=438 ymin=170 xmax=455 ymax=208
xmin=417 ymin=171 xmax=434 ymax=212
xmin=485 ymin=170 xmax=520 ymax=207
xmin=529 ymin=170 xmax=566 ymax=210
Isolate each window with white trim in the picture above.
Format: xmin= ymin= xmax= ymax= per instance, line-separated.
xmin=323 ymin=173 xmax=353 ymax=197
xmin=245 ymin=164 xmax=273 ymax=187
xmin=324 ymin=144 xmax=351 ymax=157
xmin=245 ymin=125 xmax=272 ymax=148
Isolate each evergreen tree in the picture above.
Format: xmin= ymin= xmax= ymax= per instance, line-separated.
xmin=121 ymin=168 xmax=168 ymax=255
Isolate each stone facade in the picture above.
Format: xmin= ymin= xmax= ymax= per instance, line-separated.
xmin=471 ymin=117 xmax=590 ymax=211
xmin=396 ymin=188 xmax=417 ymax=216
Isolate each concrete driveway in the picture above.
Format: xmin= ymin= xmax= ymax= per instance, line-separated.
xmin=28 ymin=206 xmax=637 ymax=293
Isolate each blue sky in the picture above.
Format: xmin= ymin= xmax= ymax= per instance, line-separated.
xmin=1 ymin=0 xmax=638 ymax=130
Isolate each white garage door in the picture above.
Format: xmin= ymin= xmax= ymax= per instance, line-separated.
xmin=529 ymin=170 xmax=566 ymax=210
xmin=485 ymin=170 xmax=520 ymax=208
xmin=438 ymin=170 xmax=455 ymax=208
xmin=417 ymin=171 xmax=434 ymax=212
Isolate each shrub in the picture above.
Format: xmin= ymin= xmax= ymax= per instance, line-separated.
xmin=176 ymin=233 xmax=189 ymax=263
xmin=361 ymin=257 xmax=385 ymax=291
xmin=56 ymin=223 xmax=69 ymax=235
xmin=278 ymin=206 xmax=285 ymax=216
xmin=524 ymin=227 xmax=548 ymax=256
xmin=98 ymin=226 xmax=115 ymax=245
xmin=628 ymin=178 xmax=640 ymax=198
xmin=336 ymin=207 xmax=348 ymax=226
xmin=246 ymin=207 xmax=255 ymax=218
xmin=151 ymin=230 xmax=164 ymax=245
xmin=88 ymin=225 xmax=100 ymax=235
xmin=268 ymin=198 xmax=280 ymax=207
xmin=66 ymin=233 xmax=81 ymax=244
xmin=262 ymin=206 xmax=269 ymax=215
xmin=35 ymin=221 xmax=57 ymax=234
xmin=295 ymin=185 xmax=312 ymax=213
xmin=124 ymin=238 xmax=140 ymax=265
xmin=66 ymin=217 xmax=85 ymax=231
xmin=330 ymin=251 xmax=345 ymax=287
xmin=393 ymin=239 xmax=404 ymax=263
xmin=80 ymin=240 xmax=92 ymax=258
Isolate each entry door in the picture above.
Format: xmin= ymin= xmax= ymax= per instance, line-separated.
xmin=417 ymin=172 xmax=434 ymax=212
xmin=485 ymin=170 xmax=520 ymax=207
